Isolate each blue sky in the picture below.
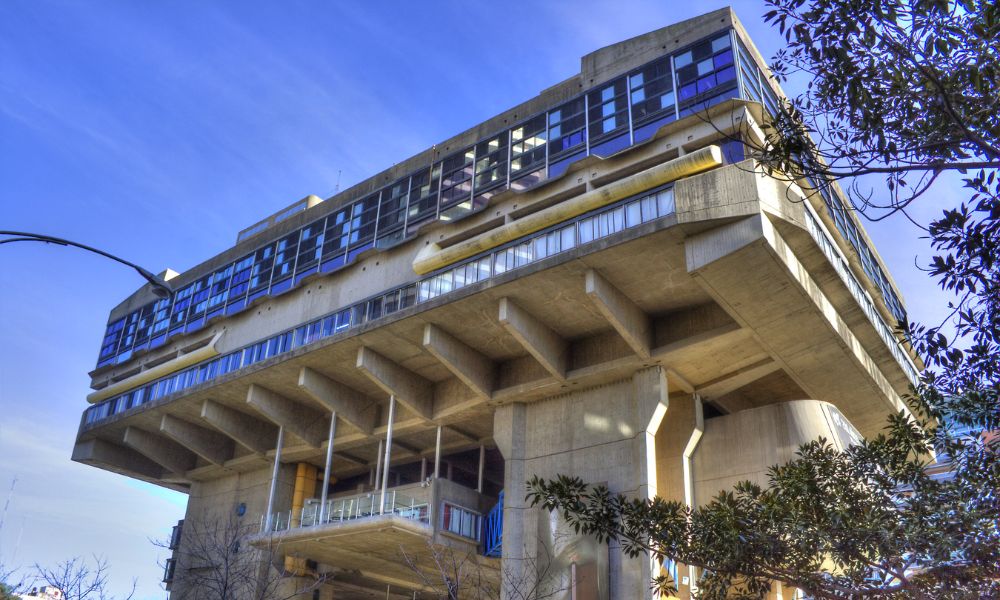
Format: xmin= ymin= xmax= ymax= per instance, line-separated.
xmin=0 ymin=1 xmax=954 ymax=598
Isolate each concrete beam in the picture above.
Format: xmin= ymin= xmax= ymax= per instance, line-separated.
xmin=498 ymin=297 xmax=568 ymax=380
xmin=334 ymin=452 xmax=368 ymax=467
xmin=422 ymin=324 xmax=495 ymax=399
xmin=200 ymin=399 xmax=278 ymax=454
xmin=298 ymin=367 xmax=376 ymax=435
xmin=695 ymin=358 xmax=781 ymax=400
xmin=159 ymin=414 xmax=235 ymax=466
xmin=585 ymin=269 xmax=652 ymax=359
xmin=246 ymin=384 xmax=328 ymax=448
xmin=71 ymin=438 xmax=164 ymax=480
xmin=355 ymin=347 xmax=433 ymax=421
xmin=392 ymin=440 xmax=421 ymax=457
xmin=122 ymin=426 xmax=197 ymax=475
xmin=446 ymin=425 xmax=480 ymax=444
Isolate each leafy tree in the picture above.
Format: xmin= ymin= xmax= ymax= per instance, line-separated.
xmin=529 ymin=1 xmax=999 ymax=598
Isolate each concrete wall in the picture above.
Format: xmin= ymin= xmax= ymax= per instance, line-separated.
xmin=494 ymin=366 xmax=668 ymax=600
xmin=692 ymin=400 xmax=861 ymax=503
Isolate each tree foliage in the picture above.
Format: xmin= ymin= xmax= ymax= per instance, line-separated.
xmin=529 ymin=1 xmax=1000 ymax=598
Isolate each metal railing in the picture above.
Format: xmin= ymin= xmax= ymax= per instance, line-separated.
xmin=260 ymin=490 xmax=429 ymax=533
xmin=483 ymin=490 xmax=503 ymax=558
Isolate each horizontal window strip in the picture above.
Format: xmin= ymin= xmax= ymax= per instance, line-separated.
xmin=83 ymin=187 xmax=676 ymax=427
xmin=94 ymin=27 xmax=746 ymax=370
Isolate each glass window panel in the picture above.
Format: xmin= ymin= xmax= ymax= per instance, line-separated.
xmin=378 ymin=180 xmax=408 ymax=236
xmin=248 ymin=243 xmax=276 ymax=293
xmin=474 ymin=133 xmax=509 ymax=192
xmin=348 ymin=194 xmax=379 ymax=249
xmin=322 ymin=205 xmax=352 ymax=261
xmin=440 ymin=148 xmax=474 ymax=208
xmin=588 ymin=79 xmax=628 ymax=142
xmin=399 ymin=285 xmax=417 ymax=309
xmin=548 ymin=97 xmax=586 ymax=157
xmin=711 ymin=34 xmax=731 ymax=52
xmin=271 ymin=231 xmax=299 ymax=283
xmin=295 ymin=218 xmax=325 ymax=271
xmin=657 ymin=188 xmax=676 ymax=214
xmin=714 ymin=49 xmax=734 ymax=69
xmin=407 ymin=166 xmax=441 ymax=224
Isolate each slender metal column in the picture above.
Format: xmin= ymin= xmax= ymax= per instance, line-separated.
xmin=263 ymin=426 xmax=285 ymax=532
xmin=477 ymin=444 xmax=486 ymax=493
xmin=374 ymin=439 xmax=384 ymax=493
xmin=433 ymin=425 xmax=442 ymax=478
xmin=420 ymin=457 xmax=427 ymax=481
xmin=318 ymin=412 xmax=337 ymax=523
xmin=380 ymin=395 xmax=396 ymax=514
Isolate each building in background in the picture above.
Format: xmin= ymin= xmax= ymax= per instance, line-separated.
xmin=71 ymin=8 xmax=919 ymax=600
xmin=20 ymin=586 xmax=63 ymax=600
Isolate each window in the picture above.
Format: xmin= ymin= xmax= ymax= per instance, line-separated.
xmin=675 ymin=33 xmax=737 ymax=114
xmin=587 ymin=78 xmax=630 ymax=156
xmin=473 ymin=133 xmax=509 ymax=194
xmin=205 ymin=264 xmax=233 ymax=320
xmin=630 ymin=57 xmax=676 ymax=142
xmin=509 ymin=114 xmax=547 ymax=189
xmin=248 ymin=242 xmax=276 ymax=299
xmin=406 ymin=165 xmax=441 ymax=227
xmin=295 ymin=219 xmax=325 ymax=276
xmin=132 ymin=301 xmax=157 ymax=349
xmin=439 ymin=148 xmax=474 ymax=209
xmin=347 ymin=194 xmax=379 ymax=261
xmin=441 ymin=503 xmax=481 ymax=541
xmin=226 ymin=254 xmax=254 ymax=313
xmin=548 ymin=97 xmax=587 ymax=177
xmin=547 ymin=97 xmax=586 ymax=159
xmin=377 ymin=179 xmax=408 ymax=247
xmin=321 ymin=205 xmax=351 ymax=271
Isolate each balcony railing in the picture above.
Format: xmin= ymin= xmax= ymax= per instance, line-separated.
xmin=260 ymin=489 xmax=429 ymax=534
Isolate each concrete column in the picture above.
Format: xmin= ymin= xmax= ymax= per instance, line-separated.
xmin=493 ymin=368 xmax=668 ymax=600
xmin=477 ymin=444 xmax=486 ymax=493
xmin=654 ymin=393 xmax=703 ymax=600
xmin=493 ymin=403 xmax=536 ymax=600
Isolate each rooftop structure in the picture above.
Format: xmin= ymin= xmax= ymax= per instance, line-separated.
xmin=71 ymin=8 xmax=919 ymax=600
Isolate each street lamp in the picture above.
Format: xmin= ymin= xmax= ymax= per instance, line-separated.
xmin=0 ymin=230 xmax=172 ymax=299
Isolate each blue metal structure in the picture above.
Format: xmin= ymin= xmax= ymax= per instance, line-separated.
xmin=483 ymin=490 xmax=503 ymax=558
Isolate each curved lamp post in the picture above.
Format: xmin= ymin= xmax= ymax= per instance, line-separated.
xmin=0 ymin=230 xmax=172 ymax=298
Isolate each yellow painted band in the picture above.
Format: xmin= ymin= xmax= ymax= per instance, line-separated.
xmin=412 ymin=145 xmax=723 ymax=275
xmin=86 ymin=331 xmax=224 ymax=404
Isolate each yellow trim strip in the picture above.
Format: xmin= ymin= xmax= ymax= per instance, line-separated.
xmin=87 ymin=331 xmax=224 ymax=404
xmin=412 ymin=146 xmax=723 ymax=275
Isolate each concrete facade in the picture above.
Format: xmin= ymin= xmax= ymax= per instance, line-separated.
xmin=72 ymin=9 xmax=919 ymax=600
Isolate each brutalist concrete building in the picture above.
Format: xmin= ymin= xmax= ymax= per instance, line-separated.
xmin=72 ymin=8 xmax=919 ymax=600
